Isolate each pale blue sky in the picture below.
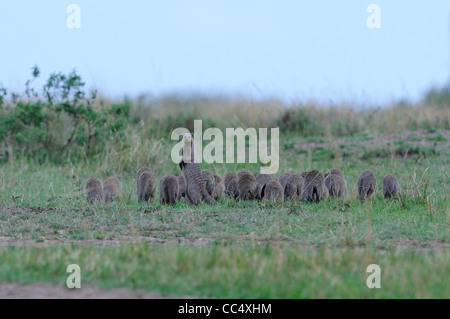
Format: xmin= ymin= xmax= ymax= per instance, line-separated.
xmin=1 ymin=1 xmax=449 ymax=104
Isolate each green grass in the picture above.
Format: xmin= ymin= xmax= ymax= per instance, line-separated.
xmin=0 ymin=244 xmax=448 ymax=298
xmin=0 ymin=132 xmax=448 ymax=298
xmin=426 ymin=134 xmax=447 ymax=142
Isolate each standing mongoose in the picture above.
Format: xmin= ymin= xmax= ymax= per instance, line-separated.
xmin=86 ymin=177 xmax=103 ymax=203
xmin=201 ymin=169 xmax=215 ymax=196
xmin=278 ymin=172 xmax=293 ymax=190
xmin=358 ymin=170 xmax=377 ymax=203
xmin=284 ymin=173 xmax=304 ymax=200
xmin=224 ymin=172 xmax=239 ymax=199
xmin=301 ymin=170 xmax=329 ymax=203
xmin=324 ymin=169 xmax=348 ymax=199
xmin=255 ymin=173 xmax=275 ymax=200
xmin=103 ymin=177 xmax=122 ymax=203
xmin=179 ymin=133 xmax=216 ymax=205
xmin=212 ymin=174 xmax=225 ymax=200
xmin=159 ymin=175 xmax=179 ymax=205
xmin=138 ymin=170 xmax=156 ymax=202
xmin=383 ymin=174 xmax=401 ymax=199
xmin=237 ymin=170 xmax=258 ymax=200
xmin=262 ymin=180 xmax=284 ymax=202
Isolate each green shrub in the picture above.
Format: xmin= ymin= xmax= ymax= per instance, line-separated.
xmin=0 ymin=66 xmax=130 ymax=163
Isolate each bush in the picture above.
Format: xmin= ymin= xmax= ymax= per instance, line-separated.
xmin=0 ymin=66 xmax=130 ymax=163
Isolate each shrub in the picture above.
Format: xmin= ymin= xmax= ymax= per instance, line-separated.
xmin=0 ymin=66 xmax=130 ymax=163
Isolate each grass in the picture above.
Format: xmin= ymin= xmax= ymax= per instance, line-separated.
xmin=0 ymin=84 xmax=449 ymax=298
xmin=0 ymin=244 xmax=448 ymax=298
xmin=426 ymin=134 xmax=447 ymax=142
xmin=0 ymin=129 xmax=448 ymax=298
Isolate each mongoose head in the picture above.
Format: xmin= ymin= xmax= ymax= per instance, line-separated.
xmin=183 ymin=133 xmax=193 ymax=143
xmin=144 ymin=189 xmax=155 ymax=202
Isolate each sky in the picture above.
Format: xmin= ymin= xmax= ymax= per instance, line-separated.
xmin=0 ymin=0 xmax=449 ymax=105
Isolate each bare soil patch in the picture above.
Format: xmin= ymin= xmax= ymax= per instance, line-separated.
xmin=0 ymin=235 xmax=212 ymax=247
xmin=0 ymin=283 xmax=185 ymax=299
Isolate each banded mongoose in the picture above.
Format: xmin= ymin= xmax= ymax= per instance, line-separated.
xmin=179 ymin=133 xmax=216 ymax=205
xmin=224 ymin=172 xmax=239 ymax=199
xmin=159 ymin=175 xmax=179 ymax=205
xmin=86 ymin=177 xmax=103 ymax=203
xmin=301 ymin=170 xmax=329 ymax=203
xmin=136 ymin=167 xmax=151 ymax=187
xmin=284 ymin=173 xmax=303 ymax=200
xmin=358 ymin=170 xmax=377 ymax=203
xmin=237 ymin=169 xmax=252 ymax=177
xmin=278 ymin=172 xmax=293 ymax=190
xmin=103 ymin=177 xmax=122 ymax=203
xmin=201 ymin=169 xmax=215 ymax=196
xmin=137 ymin=170 xmax=156 ymax=202
xmin=177 ymin=175 xmax=186 ymax=201
xmin=324 ymin=169 xmax=348 ymax=198
xmin=237 ymin=170 xmax=258 ymax=200
xmin=212 ymin=174 xmax=225 ymax=200
xmin=383 ymin=174 xmax=401 ymax=199
xmin=324 ymin=168 xmax=345 ymax=179
xmin=262 ymin=180 xmax=284 ymax=202
xmin=255 ymin=173 xmax=275 ymax=199
xmin=136 ymin=167 xmax=151 ymax=198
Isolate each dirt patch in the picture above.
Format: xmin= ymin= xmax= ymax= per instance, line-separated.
xmin=0 ymin=235 xmax=447 ymax=252
xmin=0 ymin=205 xmax=32 ymax=215
xmin=389 ymin=239 xmax=450 ymax=252
xmin=0 ymin=235 xmax=212 ymax=247
xmin=0 ymin=283 xmax=186 ymax=299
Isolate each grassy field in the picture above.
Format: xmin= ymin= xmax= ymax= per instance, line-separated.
xmin=0 ymin=122 xmax=448 ymax=298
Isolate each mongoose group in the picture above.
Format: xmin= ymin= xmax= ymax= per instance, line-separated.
xmin=87 ymin=132 xmax=401 ymax=205
xmin=86 ymin=167 xmax=401 ymax=206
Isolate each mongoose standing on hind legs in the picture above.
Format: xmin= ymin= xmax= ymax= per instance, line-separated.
xmin=179 ymin=133 xmax=216 ymax=205
xmin=324 ymin=168 xmax=348 ymax=199
xmin=103 ymin=177 xmax=122 ymax=203
xmin=301 ymin=170 xmax=329 ymax=203
xmin=86 ymin=177 xmax=103 ymax=203
xmin=237 ymin=170 xmax=258 ymax=200
xmin=224 ymin=172 xmax=239 ymax=199
xmin=137 ymin=168 xmax=156 ymax=203
xmin=159 ymin=175 xmax=179 ymax=205
xmin=358 ymin=170 xmax=376 ymax=203
xmin=383 ymin=174 xmax=401 ymax=199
